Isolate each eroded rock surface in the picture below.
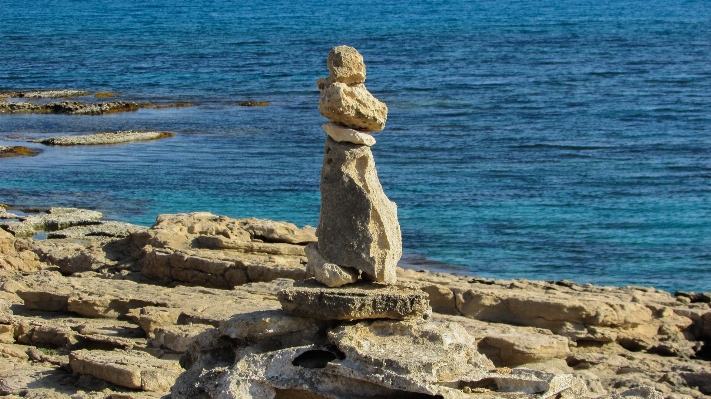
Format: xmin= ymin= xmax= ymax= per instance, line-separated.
xmin=317 ymin=137 xmax=401 ymax=284
xmin=278 ymin=279 xmax=429 ymax=320
xmin=318 ymin=82 xmax=388 ymax=133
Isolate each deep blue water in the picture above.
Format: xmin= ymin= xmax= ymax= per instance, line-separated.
xmin=1 ymin=0 xmax=710 ymax=292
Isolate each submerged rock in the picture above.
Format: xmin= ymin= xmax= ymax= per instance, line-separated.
xmin=0 ymin=146 xmax=42 ymax=158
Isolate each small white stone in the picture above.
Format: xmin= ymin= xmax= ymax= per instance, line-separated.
xmin=322 ymin=122 xmax=376 ymax=147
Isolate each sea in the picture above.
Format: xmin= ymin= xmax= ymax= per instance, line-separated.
xmin=1 ymin=0 xmax=709 ymax=292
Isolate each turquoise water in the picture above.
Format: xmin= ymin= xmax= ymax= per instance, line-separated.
xmin=1 ymin=0 xmax=710 ymax=291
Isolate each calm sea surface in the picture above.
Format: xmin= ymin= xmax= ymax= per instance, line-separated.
xmin=1 ymin=0 xmax=710 ymax=291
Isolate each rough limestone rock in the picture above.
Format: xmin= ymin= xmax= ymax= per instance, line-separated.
xmin=136 ymin=213 xmax=314 ymax=288
xmin=0 ymin=229 xmax=40 ymax=272
xmin=69 ymin=349 xmax=182 ymax=391
xmin=328 ymin=45 xmax=366 ymax=85
xmin=322 ymin=121 xmax=376 ymax=146
xmin=318 ymin=137 xmax=401 ymax=283
xmin=397 ymin=269 xmax=698 ymax=355
xmin=0 ymin=207 xmax=104 ymax=238
xmin=45 ymin=221 xmax=148 ymax=239
xmin=172 ymin=312 xmax=585 ymax=399
xmin=304 ymin=242 xmax=358 ymax=287
xmin=318 ymin=82 xmax=388 ymax=132
xmin=316 ymin=45 xmax=366 ymax=92
xmin=277 ymin=279 xmax=429 ymax=320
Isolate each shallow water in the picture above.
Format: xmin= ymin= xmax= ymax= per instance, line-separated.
xmin=1 ymin=0 xmax=710 ymax=291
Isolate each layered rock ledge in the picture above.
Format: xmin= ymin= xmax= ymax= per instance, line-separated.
xmin=0 ymin=210 xmax=709 ymax=398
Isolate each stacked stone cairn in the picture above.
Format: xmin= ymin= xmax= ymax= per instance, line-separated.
xmin=171 ymin=46 xmax=586 ymax=399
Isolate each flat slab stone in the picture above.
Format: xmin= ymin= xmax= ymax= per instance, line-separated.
xmin=277 ymin=279 xmax=429 ymax=320
xmin=322 ymin=122 xmax=376 ymax=146
xmin=69 ymin=349 xmax=182 ymax=392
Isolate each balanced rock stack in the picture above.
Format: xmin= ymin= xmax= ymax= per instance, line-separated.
xmin=275 ymin=45 xmax=428 ymax=321
xmin=312 ymin=44 xmax=401 ymax=287
xmin=171 ymin=46 xmax=587 ymax=399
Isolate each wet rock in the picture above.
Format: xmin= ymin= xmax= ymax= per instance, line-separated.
xmin=0 ymin=90 xmax=89 ymax=99
xmin=322 ymin=121 xmax=376 ymax=146
xmin=318 ymin=82 xmax=388 ymax=132
xmin=277 ymin=279 xmax=429 ymax=320
xmin=318 ymin=137 xmax=401 ymax=283
xmin=0 ymin=101 xmax=140 ymax=115
xmin=34 ymin=131 xmax=174 ymax=146
xmin=304 ymin=242 xmax=359 ymax=287
xmin=69 ymin=349 xmax=182 ymax=392
xmin=0 ymin=146 xmax=42 ymax=158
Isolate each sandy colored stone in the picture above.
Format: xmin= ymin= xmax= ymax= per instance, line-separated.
xmin=243 ymin=218 xmax=317 ymax=244
xmin=69 ymin=349 xmax=182 ymax=391
xmin=318 ymin=138 xmax=401 ymax=283
xmin=328 ymin=45 xmax=366 ymax=85
xmin=304 ymin=243 xmax=358 ymax=287
xmin=277 ymin=279 xmax=428 ymax=320
xmin=330 ymin=319 xmax=493 ymax=383
xmin=322 ymin=122 xmax=376 ymax=146
xmin=318 ymin=82 xmax=387 ymax=132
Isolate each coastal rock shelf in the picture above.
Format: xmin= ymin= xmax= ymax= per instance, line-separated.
xmin=0 ymin=207 xmax=709 ymax=397
xmin=33 ymin=131 xmax=175 ymax=146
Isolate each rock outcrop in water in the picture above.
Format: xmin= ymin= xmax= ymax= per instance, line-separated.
xmin=0 ymin=100 xmax=141 ymax=115
xmin=33 ymin=131 xmax=174 ymax=146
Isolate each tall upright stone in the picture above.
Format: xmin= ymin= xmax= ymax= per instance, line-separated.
xmin=318 ymin=137 xmax=401 ymax=284
xmin=309 ymin=45 xmax=402 ymax=286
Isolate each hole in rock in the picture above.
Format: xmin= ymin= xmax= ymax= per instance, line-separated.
xmin=618 ymin=338 xmax=647 ymax=352
xmin=694 ymin=341 xmax=711 ymax=361
xmin=292 ymin=349 xmax=337 ymax=369
xmin=462 ymin=378 xmax=499 ymax=391
xmin=326 ymin=147 xmax=331 ymax=154
xmin=326 ymin=158 xmax=333 ymax=164
xmin=275 ymin=389 xmax=331 ymax=399
xmin=575 ymin=339 xmax=607 ymax=348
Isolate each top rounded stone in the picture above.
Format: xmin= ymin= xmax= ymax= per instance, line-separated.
xmin=327 ymin=45 xmax=366 ymax=85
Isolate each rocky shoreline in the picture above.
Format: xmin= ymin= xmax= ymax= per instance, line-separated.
xmin=0 ymin=205 xmax=709 ymax=398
